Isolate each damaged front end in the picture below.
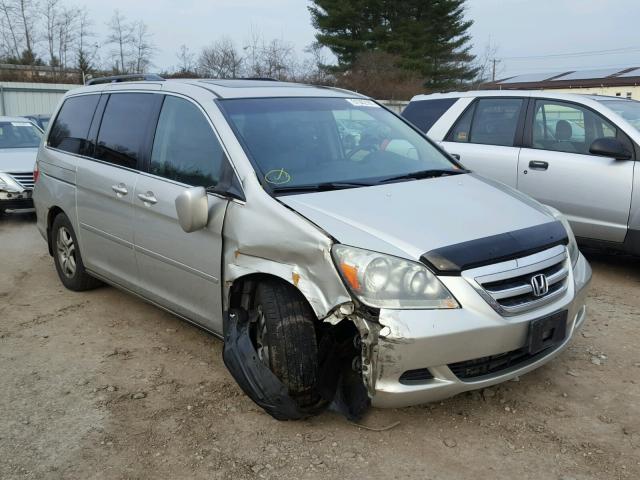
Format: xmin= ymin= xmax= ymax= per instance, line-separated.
xmin=223 ymin=307 xmax=378 ymax=421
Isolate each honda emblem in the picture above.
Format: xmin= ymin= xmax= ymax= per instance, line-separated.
xmin=531 ymin=273 xmax=549 ymax=297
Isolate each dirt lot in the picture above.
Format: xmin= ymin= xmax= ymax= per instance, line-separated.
xmin=1 ymin=211 xmax=639 ymax=480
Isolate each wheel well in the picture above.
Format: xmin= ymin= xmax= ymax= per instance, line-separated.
xmin=46 ymin=206 xmax=64 ymax=256
xmin=228 ymin=273 xmax=316 ymax=318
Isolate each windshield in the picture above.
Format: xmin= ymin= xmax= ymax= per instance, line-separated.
xmin=0 ymin=121 xmax=42 ymax=148
xmin=219 ymin=97 xmax=460 ymax=191
xmin=596 ymin=99 xmax=640 ymax=131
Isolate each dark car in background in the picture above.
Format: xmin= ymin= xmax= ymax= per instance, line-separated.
xmin=24 ymin=114 xmax=51 ymax=131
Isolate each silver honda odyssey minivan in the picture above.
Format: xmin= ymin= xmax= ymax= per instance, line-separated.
xmin=33 ymin=76 xmax=592 ymax=420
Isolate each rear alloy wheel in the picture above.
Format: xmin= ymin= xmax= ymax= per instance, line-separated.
xmin=51 ymin=213 xmax=101 ymax=291
xmin=56 ymin=226 xmax=77 ymax=278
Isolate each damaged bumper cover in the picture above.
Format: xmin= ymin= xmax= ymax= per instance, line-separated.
xmin=223 ymin=309 xmax=369 ymax=421
xmin=223 ymin=309 xmax=307 ymax=420
xmin=367 ymin=253 xmax=592 ymax=408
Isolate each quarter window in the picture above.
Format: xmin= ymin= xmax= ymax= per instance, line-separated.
xmin=532 ymin=100 xmax=619 ymax=155
xmin=448 ymin=98 xmax=523 ymax=147
xmin=48 ymin=95 xmax=100 ymax=155
xmin=150 ymin=96 xmax=226 ymax=188
xmin=402 ymin=98 xmax=457 ymax=133
xmin=94 ymin=93 xmax=157 ymax=169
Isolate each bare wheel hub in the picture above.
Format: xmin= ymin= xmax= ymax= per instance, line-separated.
xmin=255 ymin=305 xmax=270 ymax=366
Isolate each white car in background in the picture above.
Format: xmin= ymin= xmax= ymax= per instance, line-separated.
xmin=0 ymin=116 xmax=42 ymax=214
xmin=402 ymin=91 xmax=640 ymax=256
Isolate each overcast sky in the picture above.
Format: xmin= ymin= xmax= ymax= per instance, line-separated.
xmin=82 ymin=0 xmax=640 ymax=79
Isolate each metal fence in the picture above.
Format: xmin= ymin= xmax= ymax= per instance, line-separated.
xmin=378 ymin=99 xmax=409 ymax=114
xmin=0 ymin=82 xmax=79 ymax=116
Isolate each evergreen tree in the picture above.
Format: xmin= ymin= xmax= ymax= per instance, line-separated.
xmin=309 ymin=0 xmax=477 ymax=91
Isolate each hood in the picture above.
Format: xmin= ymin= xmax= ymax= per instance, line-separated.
xmin=0 ymin=148 xmax=38 ymax=173
xmin=279 ymin=174 xmax=554 ymax=261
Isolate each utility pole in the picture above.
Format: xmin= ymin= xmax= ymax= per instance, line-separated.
xmin=492 ymin=58 xmax=497 ymax=82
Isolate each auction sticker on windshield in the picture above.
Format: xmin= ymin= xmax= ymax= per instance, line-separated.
xmin=346 ymin=99 xmax=379 ymax=108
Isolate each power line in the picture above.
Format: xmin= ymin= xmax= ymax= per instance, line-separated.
xmin=501 ymin=61 xmax=640 ymax=75
xmin=501 ymin=46 xmax=640 ymax=61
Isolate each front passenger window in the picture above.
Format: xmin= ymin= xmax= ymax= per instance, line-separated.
xmin=532 ymin=100 xmax=619 ymax=155
xmin=150 ymin=96 xmax=226 ymax=188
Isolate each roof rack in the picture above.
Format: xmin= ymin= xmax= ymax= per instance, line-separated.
xmin=86 ymin=73 xmax=165 ymax=86
xmin=239 ymin=77 xmax=278 ymax=81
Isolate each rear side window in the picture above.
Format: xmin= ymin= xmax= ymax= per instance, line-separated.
xmin=150 ymin=96 xmax=226 ymax=188
xmin=448 ymin=98 xmax=524 ymax=147
xmin=402 ymin=98 xmax=457 ymax=133
xmin=48 ymin=95 xmax=100 ymax=154
xmin=94 ymin=93 xmax=157 ymax=169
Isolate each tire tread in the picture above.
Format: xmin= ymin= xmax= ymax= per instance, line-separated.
xmin=255 ymin=281 xmax=319 ymax=407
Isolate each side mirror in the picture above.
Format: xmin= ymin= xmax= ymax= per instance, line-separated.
xmin=589 ymin=137 xmax=632 ymax=160
xmin=175 ymin=187 xmax=209 ymax=233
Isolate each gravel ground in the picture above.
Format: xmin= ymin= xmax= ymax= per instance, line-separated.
xmin=1 ymin=211 xmax=639 ymax=480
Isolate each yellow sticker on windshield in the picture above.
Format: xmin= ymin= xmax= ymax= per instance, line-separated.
xmin=265 ymin=168 xmax=292 ymax=185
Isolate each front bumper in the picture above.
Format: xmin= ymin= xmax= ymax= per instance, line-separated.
xmin=370 ymin=252 xmax=592 ymax=408
xmin=0 ymin=189 xmax=33 ymax=210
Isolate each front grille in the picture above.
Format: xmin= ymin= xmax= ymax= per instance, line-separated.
xmin=465 ymin=245 xmax=569 ymax=316
xmin=448 ymin=345 xmax=555 ymax=380
xmin=9 ymin=172 xmax=34 ymax=190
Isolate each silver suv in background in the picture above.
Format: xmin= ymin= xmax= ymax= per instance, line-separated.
xmin=403 ymin=91 xmax=640 ymax=256
xmin=0 ymin=116 xmax=42 ymax=214
xmin=33 ymin=77 xmax=591 ymax=420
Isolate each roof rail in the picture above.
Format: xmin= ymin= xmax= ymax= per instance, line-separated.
xmin=86 ymin=73 xmax=165 ymax=86
xmin=240 ymin=77 xmax=278 ymax=81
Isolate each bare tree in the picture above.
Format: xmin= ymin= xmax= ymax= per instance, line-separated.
xmin=198 ymin=37 xmax=244 ymax=78
xmin=0 ymin=1 xmax=22 ymax=59
xmin=0 ymin=0 xmax=39 ymax=63
xmin=17 ymin=0 xmax=37 ymax=63
xmin=471 ymin=39 xmax=502 ymax=87
xmin=56 ymin=5 xmax=78 ymax=69
xmin=297 ymin=43 xmax=333 ymax=84
xmin=241 ymin=28 xmax=298 ymax=80
xmin=130 ymin=20 xmax=154 ymax=73
xmin=76 ymin=7 xmax=97 ymax=77
xmin=176 ymin=44 xmax=194 ymax=74
xmin=106 ymin=10 xmax=133 ymax=73
xmin=43 ymin=0 xmax=60 ymax=66
xmin=259 ymin=38 xmax=295 ymax=80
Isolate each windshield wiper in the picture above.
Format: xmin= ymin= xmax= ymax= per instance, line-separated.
xmin=378 ymin=168 xmax=468 ymax=184
xmin=271 ymin=181 xmax=374 ymax=194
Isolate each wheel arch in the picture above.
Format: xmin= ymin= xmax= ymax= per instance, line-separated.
xmin=46 ymin=205 xmax=66 ymax=256
xmin=226 ymin=272 xmax=317 ymax=319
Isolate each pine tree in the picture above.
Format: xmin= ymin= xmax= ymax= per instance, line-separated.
xmin=309 ymin=0 xmax=390 ymax=71
xmin=309 ymin=0 xmax=477 ymax=91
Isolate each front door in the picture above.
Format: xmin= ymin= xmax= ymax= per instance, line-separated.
xmin=133 ymin=95 xmax=232 ymax=332
xmin=518 ymin=99 xmax=634 ymax=243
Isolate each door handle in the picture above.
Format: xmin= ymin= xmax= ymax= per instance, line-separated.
xmin=137 ymin=191 xmax=158 ymax=205
xmin=111 ymin=183 xmax=128 ymax=196
xmin=528 ymin=160 xmax=549 ymax=171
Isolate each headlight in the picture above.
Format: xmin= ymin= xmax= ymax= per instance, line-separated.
xmin=332 ymin=244 xmax=459 ymax=309
xmin=546 ymin=206 xmax=579 ymax=266
xmin=0 ymin=173 xmax=20 ymax=192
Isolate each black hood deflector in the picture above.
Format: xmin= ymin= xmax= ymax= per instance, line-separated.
xmin=421 ymin=221 xmax=568 ymax=275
